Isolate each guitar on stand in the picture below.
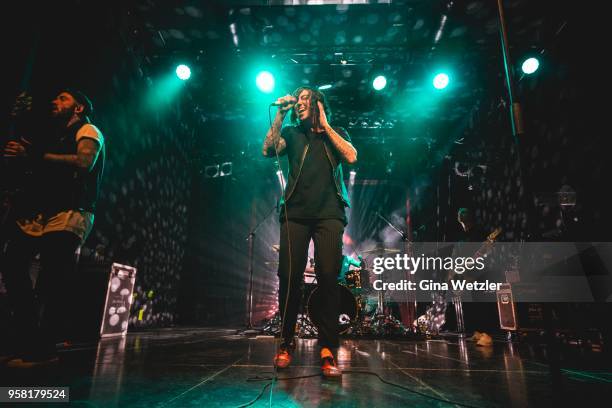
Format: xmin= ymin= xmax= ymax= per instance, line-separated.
xmin=416 ymin=227 xmax=502 ymax=336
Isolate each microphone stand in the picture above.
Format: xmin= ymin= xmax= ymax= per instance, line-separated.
xmin=238 ymin=203 xmax=277 ymax=335
xmin=376 ymin=212 xmax=409 ymax=242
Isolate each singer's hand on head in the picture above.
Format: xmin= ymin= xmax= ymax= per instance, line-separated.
xmin=317 ymin=101 xmax=329 ymax=129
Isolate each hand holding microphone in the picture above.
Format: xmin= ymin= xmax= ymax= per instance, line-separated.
xmin=271 ymin=95 xmax=297 ymax=114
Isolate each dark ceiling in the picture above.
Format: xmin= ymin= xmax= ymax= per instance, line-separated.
xmin=118 ymin=0 xmax=569 ymax=127
xmin=4 ymin=0 xmax=587 ymax=165
xmin=3 ymin=1 xmax=606 ymax=233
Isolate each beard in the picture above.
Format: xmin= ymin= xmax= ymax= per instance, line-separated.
xmin=51 ymin=105 xmax=77 ymax=122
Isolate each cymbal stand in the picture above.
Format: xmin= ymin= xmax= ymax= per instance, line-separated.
xmin=367 ymin=212 xmax=412 ymax=335
xmin=452 ymin=294 xmax=466 ymax=337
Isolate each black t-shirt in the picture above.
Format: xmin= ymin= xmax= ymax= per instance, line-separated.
xmin=282 ymin=127 xmax=347 ymax=222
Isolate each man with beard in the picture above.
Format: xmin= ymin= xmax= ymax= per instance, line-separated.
xmin=2 ymin=89 xmax=105 ymax=366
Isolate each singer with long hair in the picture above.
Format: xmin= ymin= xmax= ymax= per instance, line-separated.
xmin=262 ymin=86 xmax=357 ymax=378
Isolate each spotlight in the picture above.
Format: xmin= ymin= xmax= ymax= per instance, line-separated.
xmin=318 ymin=84 xmax=332 ymax=90
xmin=433 ymin=73 xmax=449 ymax=89
xmin=256 ymin=71 xmax=275 ymax=93
xmin=521 ymin=57 xmax=539 ymax=74
xmin=372 ymin=75 xmax=387 ymax=91
xmin=175 ymin=64 xmax=191 ymax=80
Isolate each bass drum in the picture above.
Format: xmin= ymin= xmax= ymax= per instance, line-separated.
xmin=307 ymin=284 xmax=358 ymax=334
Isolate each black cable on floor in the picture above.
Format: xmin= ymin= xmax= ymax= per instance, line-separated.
xmin=235 ymin=381 xmax=272 ymax=408
xmin=236 ymin=370 xmax=484 ymax=408
xmin=235 ymin=373 xmax=323 ymax=408
xmin=248 ymin=372 xmax=322 ymax=382
xmin=343 ymin=370 xmax=483 ymax=408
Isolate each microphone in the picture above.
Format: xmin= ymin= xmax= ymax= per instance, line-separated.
xmin=269 ymin=99 xmax=296 ymax=107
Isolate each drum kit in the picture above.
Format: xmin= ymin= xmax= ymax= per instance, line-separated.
xmin=262 ymin=245 xmax=412 ymax=338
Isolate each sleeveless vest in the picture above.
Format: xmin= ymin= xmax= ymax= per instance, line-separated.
xmin=41 ymin=119 xmax=105 ymax=214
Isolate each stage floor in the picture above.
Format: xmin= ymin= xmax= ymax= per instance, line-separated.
xmin=1 ymin=327 xmax=611 ymax=407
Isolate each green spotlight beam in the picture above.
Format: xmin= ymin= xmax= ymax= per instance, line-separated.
xmin=145 ymin=73 xmax=185 ymax=111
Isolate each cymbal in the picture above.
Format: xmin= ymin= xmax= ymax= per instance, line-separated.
xmin=360 ymin=247 xmax=401 ymax=255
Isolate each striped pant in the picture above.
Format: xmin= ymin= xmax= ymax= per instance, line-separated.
xmin=277 ymin=218 xmax=344 ymax=349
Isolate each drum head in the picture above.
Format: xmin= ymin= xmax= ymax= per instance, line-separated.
xmin=307 ymin=284 xmax=358 ymax=334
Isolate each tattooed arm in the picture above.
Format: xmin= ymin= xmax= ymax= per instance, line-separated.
xmin=43 ymin=139 xmax=101 ymax=170
xmin=262 ymin=94 xmax=296 ymax=157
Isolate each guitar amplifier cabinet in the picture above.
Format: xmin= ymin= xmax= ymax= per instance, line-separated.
xmin=497 ymin=284 xmax=547 ymax=331
xmin=497 ymin=283 xmax=518 ymax=330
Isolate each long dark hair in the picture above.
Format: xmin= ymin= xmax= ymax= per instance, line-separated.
xmin=290 ymin=86 xmax=332 ymax=130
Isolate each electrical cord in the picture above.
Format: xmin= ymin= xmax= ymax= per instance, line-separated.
xmin=235 ymin=381 xmax=271 ymax=408
xmin=237 ymin=370 xmax=484 ymax=408
xmin=267 ymin=103 xmax=295 ymax=408
xmin=341 ymin=370 xmax=482 ymax=408
xmin=235 ymin=373 xmax=321 ymax=408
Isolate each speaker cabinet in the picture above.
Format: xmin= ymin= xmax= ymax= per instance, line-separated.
xmin=100 ymin=263 xmax=137 ymax=338
xmin=497 ymin=283 xmax=517 ymax=330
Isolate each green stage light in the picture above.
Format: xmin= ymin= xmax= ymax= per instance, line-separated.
xmin=433 ymin=73 xmax=449 ymax=89
xmin=521 ymin=57 xmax=539 ymax=74
xmin=175 ymin=64 xmax=191 ymax=80
xmin=318 ymin=84 xmax=332 ymax=90
xmin=256 ymin=71 xmax=275 ymax=93
xmin=372 ymin=75 xmax=387 ymax=91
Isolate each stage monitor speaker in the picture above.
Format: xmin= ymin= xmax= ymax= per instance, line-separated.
xmin=497 ymin=283 xmax=517 ymax=330
xmin=100 ymin=263 xmax=137 ymax=338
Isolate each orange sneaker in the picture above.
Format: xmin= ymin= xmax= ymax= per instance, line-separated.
xmin=273 ymin=348 xmax=292 ymax=369
xmin=320 ymin=348 xmax=342 ymax=379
